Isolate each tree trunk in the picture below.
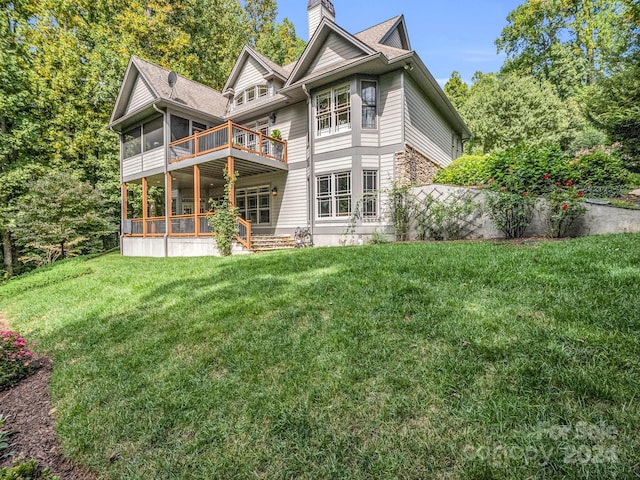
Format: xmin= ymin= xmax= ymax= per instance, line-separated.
xmin=2 ymin=229 xmax=13 ymax=278
xmin=60 ymin=242 xmax=66 ymax=259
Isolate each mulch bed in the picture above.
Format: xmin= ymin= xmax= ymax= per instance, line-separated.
xmin=1 ymin=315 xmax=97 ymax=480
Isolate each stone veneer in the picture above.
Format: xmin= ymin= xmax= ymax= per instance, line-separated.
xmin=395 ymin=145 xmax=440 ymax=187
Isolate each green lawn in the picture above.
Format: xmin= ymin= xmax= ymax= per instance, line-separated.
xmin=1 ymin=235 xmax=639 ymax=479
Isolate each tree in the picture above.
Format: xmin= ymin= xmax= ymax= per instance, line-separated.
xmin=587 ymin=54 xmax=640 ymax=171
xmin=256 ymin=18 xmax=306 ymax=66
xmin=460 ymin=73 xmax=573 ymax=154
xmin=497 ymin=0 xmax=634 ymax=89
xmin=444 ymin=71 xmax=469 ymax=110
xmin=14 ymin=171 xmax=115 ymax=266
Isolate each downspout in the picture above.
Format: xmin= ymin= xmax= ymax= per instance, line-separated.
xmin=302 ymin=84 xmax=313 ymax=237
xmin=152 ymin=103 xmax=169 ymax=257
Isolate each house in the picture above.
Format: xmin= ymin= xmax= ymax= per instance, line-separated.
xmin=109 ymin=0 xmax=471 ymax=256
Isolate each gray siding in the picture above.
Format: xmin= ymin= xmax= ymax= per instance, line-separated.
xmin=308 ymin=5 xmax=322 ymax=39
xmin=379 ymin=72 xmax=403 ymax=146
xmin=123 ymin=155 xmax=143 ymax=177
xmin=235 ymin=57 xmax=266 ymax=92
xmin=315 ymin=133 xmax=352 ymax=154
xmin=126 ymin=75 xmax=155 ymax=115
xmin=307 ymin=33 xmax=363 ymax=74
xmin=361 ymin=132 xmax=378 ymax=147
xmin=383 ymin=29 xmax=403 ymax=49
xmin=404 ymin=76 xmax=454 ymax=167
xmin=142 ymin=147 xmax=165 ymax=171
xmin=314 ymin=156 xmax=352 ymax=174
xmin=271 ymin=102 xmax=307 ymax=165
xmin=278 ymin=169 xmax=307 ymax=228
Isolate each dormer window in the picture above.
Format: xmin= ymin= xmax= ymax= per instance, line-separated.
xmin=234 ymin=84 xmax=270 ymax=108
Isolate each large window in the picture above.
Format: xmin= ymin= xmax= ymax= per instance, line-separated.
xmin=362 ymin=170 xmax=378 ymax=218
xmin=236 ymin=186 xmax=271 ymax=224
xmin=123 ymin=126 xmax=141 ymax=159
xmin=316 ymin=172 xmax=351 ymax=218
xmin=143 ymin=116 xmax=164 ymax=152
xmin=315 ymin=84 xmax=351 ymax=137
xmin=361 ymin=81 xmax=377 ymax=129
xmin=170 ymin=115 xmax=190 ymax=142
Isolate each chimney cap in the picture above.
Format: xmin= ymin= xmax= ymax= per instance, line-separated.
xmin=308 ymin=0 xmax=335 ymax=16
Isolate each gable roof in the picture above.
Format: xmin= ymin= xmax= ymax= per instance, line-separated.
xmin=285 ymin=17 xmax=376 ymax=87
xmin=223 ymin=46 xmax=288 ymax=95
xmin=110 ymin=56 xmax=227 ymax=126
xmin=355 ymin=15 xmax=411 ymax=57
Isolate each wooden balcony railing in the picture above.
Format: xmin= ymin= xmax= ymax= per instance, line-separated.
xmin=169 ymin=120 xmax=287 ymax=164
xmin=124 ymin=214 xmax=252 ymax=251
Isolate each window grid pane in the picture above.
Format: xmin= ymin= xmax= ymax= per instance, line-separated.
xmin=361 ymin=81 xmax=377 ymax=129
xmin=363 ymin=170 xmax=378 ymax=217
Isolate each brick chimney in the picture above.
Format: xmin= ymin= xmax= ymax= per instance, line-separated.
xmin=308 ymin=0 xmax=335 ymax=39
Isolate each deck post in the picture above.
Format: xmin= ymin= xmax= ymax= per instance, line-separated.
xmin=142 ymin=177 xmax=148 ymax=237
xmin=166 ymin=173 xmax=172 ymax=236
xmin=194 ymin=164 xmax=201 ymax=236
xmin=227 ymin=156 xmax=235 ymax=206
xmin=227 ymin=120 xmax=233 ymax=148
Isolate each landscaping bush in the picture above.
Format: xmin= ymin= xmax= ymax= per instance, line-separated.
xmin=415 ymin=191 xmax=477 ymax=240
xmin=570 ymin=145 xmax=629 ymax=195
xmin=544 ymin=183 xmax=587 ymax=238
xmin=483 ymin=144 xmax=569 ymax=195
xmin=433 ymin=155 xmax=487 ymax=186
xmin=0 ymin=331 xmax=38 ymax=390
xmin=485 ymin=188 xmax=536 ymax=238
xmin=0 ymin=460 xmax=58 ymax=480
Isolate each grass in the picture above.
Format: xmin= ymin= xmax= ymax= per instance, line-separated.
xmin=1 ymin=235 xmax=639 ymax=479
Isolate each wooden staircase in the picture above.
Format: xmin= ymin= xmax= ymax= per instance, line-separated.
xmin=250 ymin=234 xmax=296 ymax=252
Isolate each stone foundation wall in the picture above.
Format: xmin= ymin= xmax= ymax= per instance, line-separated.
xmin=395 ymin=145 xmax=440 ymax=187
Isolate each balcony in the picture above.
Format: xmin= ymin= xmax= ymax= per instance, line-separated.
xmin=169 ymin=120 xmax=287 ymax=165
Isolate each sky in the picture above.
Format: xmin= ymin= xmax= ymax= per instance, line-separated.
xmin=276 ymin=0 xmax=524 ymax=86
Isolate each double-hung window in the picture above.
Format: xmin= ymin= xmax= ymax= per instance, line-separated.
xmin=362 ymin=170 xmax=378 ymax=218
xmin=316 ymin=172 xmax=351 ymax=218
xmin=361 ymin=81 xmax=377 ymax=129
xmin=315 ymin=84 xmax=351 ymax=137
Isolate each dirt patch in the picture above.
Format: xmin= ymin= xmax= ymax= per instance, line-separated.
xmin=0 ymin=314 xmax=97 ymax=480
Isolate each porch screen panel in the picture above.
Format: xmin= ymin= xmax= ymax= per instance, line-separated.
xmin=143 ymin=116 xmax=164 ymax=152
xmin=123 ymin=126 xmax=141 ymax=159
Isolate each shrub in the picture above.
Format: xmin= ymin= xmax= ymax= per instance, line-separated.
xmin=485 ymin=189 xmax=536 ymax=239
xmin=483 ymin=144 xmax=569 ymax=195
xmin=570 ymin=146 xmax=629 ymax=194
xmin=387 ymin=183 xmax=415 ymax=241
xmin=433 ymin=155 xmax=487 ymax=186
xmin=1 ymin=331 xmax=38 ymax=390
xmin=0 ymin=460 xmax=58 ymax=480
xmin=207 ymin=169 xmax=239 ymax=257
xmin=544 ymin=184 xmax=587 ymax=238
xmin=367 ymin=231 xmax=389 ymax=244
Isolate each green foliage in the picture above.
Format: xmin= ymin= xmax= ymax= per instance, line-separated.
xmin=367 ymin=231 xmax=389 ymax=244
xmin=415 ymin=191 xmax=477 ymax=241
xmin=571 ymin=146 xmax=629 ymax=188
xmin=544 ymin=185 xmax=587 ymax=238
xmin=0 ymin=414 xmax=12 ymax=459
xmin=387 ymin=183 xmax=415 ymax=241
xmin=483 ymin=144 xmax=569 ymax=195
xmin=0 ymin=460 xmax=58 ymax=480
xmin=485 ymin=189 xmax=536 ymax=239
xmin=432 ymin=155 xmax=487 ymax=186
xmin=497 ymin=0 xmax=635 ymax=88
xmin=13 ymin=171 xmax=115 ymax=266
xmin=587 ymin=54 xmax=640 ymax=172
xmin=0 ymin=330 xmax=37 ymax=390
xmin=461 ymin=74 xmax=573 ymax=154
xmin=444 ymin=71 xmax=469 ymax=109
xmin=207 ymin=169 xmax=238 ymax=257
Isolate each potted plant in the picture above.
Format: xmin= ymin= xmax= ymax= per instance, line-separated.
xmin=270 ymin=129 xmax=284 ymax=159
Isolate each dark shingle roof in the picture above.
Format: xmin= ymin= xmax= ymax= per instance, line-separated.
xmin=133 ymin=57 xmax=228 ymax=118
